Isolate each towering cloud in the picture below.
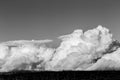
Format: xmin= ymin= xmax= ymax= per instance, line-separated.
xmin=0 ymin=25 xmax=120 ymax=72
xmin=47 ymin=25 xmax=113 ymax=70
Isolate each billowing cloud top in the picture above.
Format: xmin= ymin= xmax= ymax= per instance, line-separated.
xmin=0 ymin=25 xmax=119 ymax=72
xmin=49 ymin=25 xmax=113 ymax=67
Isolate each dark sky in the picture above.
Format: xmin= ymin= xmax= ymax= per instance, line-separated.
xmin=0 ymin=0 xmax=120 ymax=43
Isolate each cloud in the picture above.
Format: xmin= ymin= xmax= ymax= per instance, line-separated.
xmin=0 ymin=25 xmax=120 ymax=72
xmin=49 ymin=25 xmax=113 ymax=69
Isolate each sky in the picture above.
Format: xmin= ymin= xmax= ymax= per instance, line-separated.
xmin=0 ymin=0 xmax=120 ymax=44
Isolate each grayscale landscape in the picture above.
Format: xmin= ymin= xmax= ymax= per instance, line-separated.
xmin=0 ymin=0 xmax=120 ymax=79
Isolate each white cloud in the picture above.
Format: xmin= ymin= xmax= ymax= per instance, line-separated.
xmin=0 ymin=25 xmax=119 ymax=71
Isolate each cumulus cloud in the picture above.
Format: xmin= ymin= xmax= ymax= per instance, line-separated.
xmin=49 ymin=25 xmax=113 ymax=69
xmin=0 ymin=40 xmax=55 ymax=71
xmin=0 ymin=25 xmax=120 ymax=72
